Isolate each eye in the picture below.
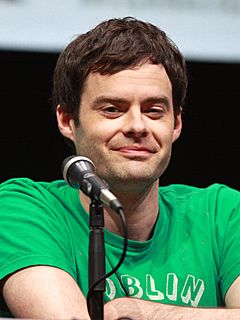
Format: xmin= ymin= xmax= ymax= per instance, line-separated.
xmin=144 ymin=107 xmax=165 ymax=119
xmin=101 ymin=106 xmax=122 ymax=118
xmin=103 ymin=106 xmax=119 ymax=113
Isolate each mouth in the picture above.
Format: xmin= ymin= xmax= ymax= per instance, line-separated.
xmin=113 ymin=146 xmax=155 ymax=157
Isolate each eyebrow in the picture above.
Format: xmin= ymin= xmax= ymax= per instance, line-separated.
xmin=141 ymin=96 xmax=171 ymax=110
xmin=91 ymin=95 xmax=171 ymax=109
xmin=92 ymin=96 xmax=128 ymax=108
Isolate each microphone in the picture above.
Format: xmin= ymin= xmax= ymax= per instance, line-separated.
xmin=62 ymin=155 xmax=123 ymax=212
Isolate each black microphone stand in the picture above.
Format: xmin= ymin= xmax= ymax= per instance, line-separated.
xmin=88 ymin=199 xmax=106 ymax=320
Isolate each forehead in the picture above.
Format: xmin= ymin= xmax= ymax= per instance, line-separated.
xmin=83 ymin=63 xmax=172 ymax=100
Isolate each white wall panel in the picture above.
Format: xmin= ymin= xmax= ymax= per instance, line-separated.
xmin=0 ymin=0 xmax=239 ymax=61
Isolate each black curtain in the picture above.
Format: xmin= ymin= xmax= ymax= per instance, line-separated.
xmin=0 ymin=50 xmax=239 ymax=190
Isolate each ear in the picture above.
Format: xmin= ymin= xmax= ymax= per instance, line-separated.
xmin=56 ymin=105 xmax=76 ymax=142
xmin=172 ymin=109 xmax=182 ymax=143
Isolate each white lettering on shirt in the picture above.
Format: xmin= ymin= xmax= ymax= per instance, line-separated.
xmin=106 ymin=272 xmax=205 ymax=306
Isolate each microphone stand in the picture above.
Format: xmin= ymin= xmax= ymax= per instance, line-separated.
xmin=88 ymin=199 xmax=106 ymax=320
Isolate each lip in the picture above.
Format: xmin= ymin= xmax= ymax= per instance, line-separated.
xmin=113 ymin=146 xmax=154 ymax=156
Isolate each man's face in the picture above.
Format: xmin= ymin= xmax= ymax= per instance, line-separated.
xmin=61 ymin=63 xmax=181 ymax=192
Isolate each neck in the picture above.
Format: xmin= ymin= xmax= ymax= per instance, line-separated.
xmin=80 ymin=180 xmax=159 ymax=241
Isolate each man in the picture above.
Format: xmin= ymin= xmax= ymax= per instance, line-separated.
xmin=0 ymin=17 xmax=240 ymax=319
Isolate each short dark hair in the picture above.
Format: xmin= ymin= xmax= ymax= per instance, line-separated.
xmin=52 ymin=17 xmax=188 ymax=123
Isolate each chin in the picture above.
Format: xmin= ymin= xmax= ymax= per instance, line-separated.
xmin=106 ymin=170 xmax=159 ymax=190
xmin=97 ymin=159 xmax=168 ymax=185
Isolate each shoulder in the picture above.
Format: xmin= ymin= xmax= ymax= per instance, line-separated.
xmin=0 ymin=177 xmax=68 ymax=198
xmin=159 ymin=183 xmax=239 ymax=201
xmin=0 ymin=178 xmax=73 ymax=217
xmin=158 ymin=183 xmax=240 ymax=217
xmin=0 ymin=177 xmax=66 ymax=191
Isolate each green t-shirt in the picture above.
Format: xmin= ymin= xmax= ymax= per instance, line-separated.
xmin=0 ymin=178 xmax=239 ymax=316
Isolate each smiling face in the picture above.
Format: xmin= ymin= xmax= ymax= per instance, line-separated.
xmin=57 ymin=63 xmax=182 ymax=193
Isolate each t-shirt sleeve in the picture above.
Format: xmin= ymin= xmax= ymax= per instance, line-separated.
xmin=213 ymin=184 xmax=240 ymax=299
xmin=0 ymin=178 xmax=76 ymax=282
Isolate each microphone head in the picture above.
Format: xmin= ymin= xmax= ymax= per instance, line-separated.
xmin=62 ymin=155 xmax=95 ymax=186
xmin=61 ymin=155 xmax=76 ymax=175
xmin=61 ymin=155 xmax=122 ymax=211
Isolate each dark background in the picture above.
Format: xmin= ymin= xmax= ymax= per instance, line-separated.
xmin=0 ymin=50 xmax=239 ymax=190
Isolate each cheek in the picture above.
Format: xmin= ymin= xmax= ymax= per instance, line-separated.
xmin=90 ymin=120 xmax=121 ymax=144
xmin=152 ymin=123 xmax=175 ymax=146
xmin=75 ymin=121 xmax=114 ymax=149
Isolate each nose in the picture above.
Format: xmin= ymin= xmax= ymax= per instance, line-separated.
xmin=122 ymin=107 xmax=149 ymax=138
